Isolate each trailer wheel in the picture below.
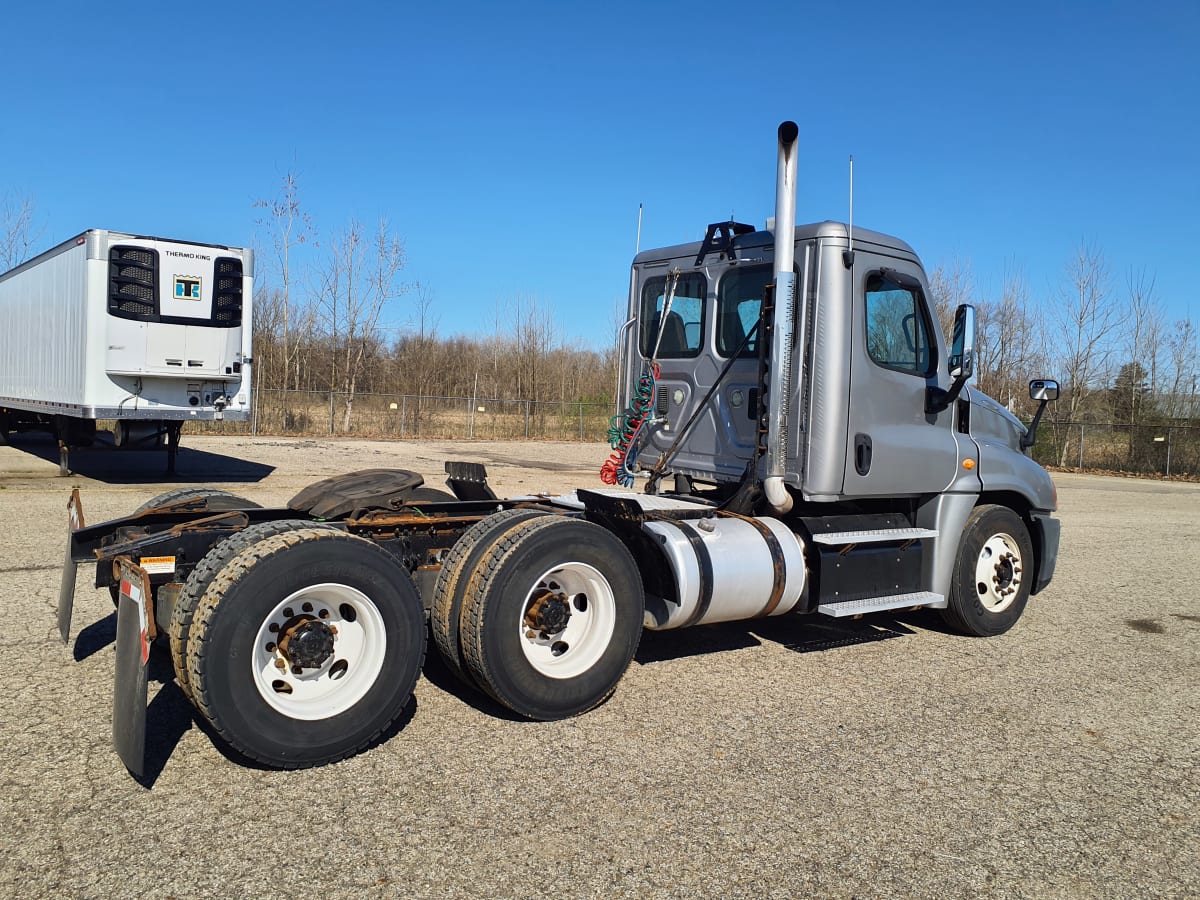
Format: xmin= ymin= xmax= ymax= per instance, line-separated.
xmin=430 ymin=509 xmax=551 ymax=687
xmin=169 ymin=520 xmax=335 ymax=704
xmin=186 ymin=528 xmax=425 ymax=768
xmin=460 ymin=517 xmax=643 ymax=720
xmin=942 ymin=505 xmax=1034 ymax=637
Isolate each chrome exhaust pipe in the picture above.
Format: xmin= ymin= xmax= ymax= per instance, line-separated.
xmin=764 ymin=121 xmax=798 ymax=514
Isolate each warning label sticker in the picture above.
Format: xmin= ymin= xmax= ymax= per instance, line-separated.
xmin=140 ymin=556 xmax=176 ymax=575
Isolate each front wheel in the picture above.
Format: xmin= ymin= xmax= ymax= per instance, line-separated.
xmin=941 ymin=505 xmax=1034 ymax=637
xmin=186 ymin=528 xmax=425 ymax=768
xmin=460 ymin=517 xmax=643 ymax=720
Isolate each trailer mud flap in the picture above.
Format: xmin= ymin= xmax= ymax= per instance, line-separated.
xmin=113 ymin=557 xmax=154 ymax=777
xmin=57 ymin=488 xmax=85 ymax=644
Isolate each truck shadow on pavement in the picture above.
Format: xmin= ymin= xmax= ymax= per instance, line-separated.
xmin=634 ymin=611 xmax=932 ymax=665
xmin=69 ymin=607 xmax=953 ymax=783
xmin=421 ymin=610 xmax=949 ymax=719
xmin=5 ymin=433 xmax=273 ymax=484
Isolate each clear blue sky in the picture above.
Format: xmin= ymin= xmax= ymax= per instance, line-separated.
xmin=2 ymin=1 xmax=1196 ymax=348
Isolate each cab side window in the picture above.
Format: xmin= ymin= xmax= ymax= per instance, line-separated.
xmin=716 ymin=264 xmax=772 ymax=358
xmin=864 ymin=272 xmax=934 ymax=375
xmin=639 ymin=272 xmax=707 ymax=359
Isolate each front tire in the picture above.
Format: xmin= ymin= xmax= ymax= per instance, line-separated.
xmin=941 ymin=505 xmax=1034 ymax=637
xmin=460 ymin=517 xmax=643 ymax=720
xmin=186 ymin=528 xmax=425 ymax=768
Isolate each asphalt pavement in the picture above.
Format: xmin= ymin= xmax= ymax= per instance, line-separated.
xmin=0 ymin=435 xmax=1196 ymax=898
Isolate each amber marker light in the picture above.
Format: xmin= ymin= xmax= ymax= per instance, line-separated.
xmin=962 ymin=459 xmax=976 ymax=470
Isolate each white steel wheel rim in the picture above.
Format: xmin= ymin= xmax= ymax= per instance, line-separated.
xmin=974 ymin=533 xmax=1024 ymax=614
xmin=251 ymin=583 xmax=387 ymax=720
xmin=517 ymin=562 xmax=617 ymax=680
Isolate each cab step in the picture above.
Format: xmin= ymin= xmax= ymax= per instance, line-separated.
xmin=811 ymin=527 xmax=937 ymax=546
xmin=817 ymin=591 xmax=945 ymax=617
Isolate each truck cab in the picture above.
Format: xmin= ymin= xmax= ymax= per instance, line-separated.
xmin=616 ymin=124 xmax=1059 ymax=632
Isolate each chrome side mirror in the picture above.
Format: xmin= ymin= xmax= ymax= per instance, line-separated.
xmin=1021 ymin=378 xmax=1059 ymax=451
xmin=1030 ymin=379 xmax=1059 ymax=401
xmin=949 ymin=304 xmax=976 ymax=379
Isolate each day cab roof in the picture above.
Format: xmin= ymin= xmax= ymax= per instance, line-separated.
xmin=633 ymin=220 xmax=921 ymax=269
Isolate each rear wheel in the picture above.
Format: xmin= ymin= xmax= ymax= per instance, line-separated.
xmin=941 ymin=505 xmax=1033 ymax=637
xmin=460 ymin=517 xmax=643 ymax=720
xmin=430 ymin=509 xmax=550 ymax=687
xmin=186 ymin=528 xmax=425 ymax=768
xmin=111 ymin=489 xmax=264 ymax=607
xmin=403 ymin=487 xmax=456 ymax=504
xmin=169 ymin=520 xmax=333 ymax=704
xmin=133 ymin=487 xmax=261 ymax=515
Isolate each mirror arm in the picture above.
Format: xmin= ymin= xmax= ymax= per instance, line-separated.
xmin=926 ymin=373 xmax=968 ymax=415
xmin=1020 ymin=398 xmax=1050 ymax=450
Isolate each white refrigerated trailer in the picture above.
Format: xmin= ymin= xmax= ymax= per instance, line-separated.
xmin=0 ymin=230 xmax=253 ymax=473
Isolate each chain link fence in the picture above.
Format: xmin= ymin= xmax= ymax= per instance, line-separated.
xmin=194 ymin=389 xmax=617 ymax=442
xmin=1030 ymin=422 xmax=1200 ymax=478
xmin=192 ymin=391 xmax=1199 ymax=478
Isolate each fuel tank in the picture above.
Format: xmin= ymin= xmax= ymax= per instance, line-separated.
xmin=641 ymin=514 xmax=806 ymax=630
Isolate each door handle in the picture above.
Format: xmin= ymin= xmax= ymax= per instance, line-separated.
xmin=854 ymin=433 xmax=872 ymax=476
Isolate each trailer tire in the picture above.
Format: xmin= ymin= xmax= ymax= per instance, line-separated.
xmin=430 ymin=509 xmax=551 ymax=687
xmin=186 ymin=528 xmax=425 ymax=768
xmin=941 ymin=505 xmax=1034 ymax=637
xmin=460 ymin=517 xmax=643 ymax=720
xmin=169 ymin=520 xmax=335 ymax=704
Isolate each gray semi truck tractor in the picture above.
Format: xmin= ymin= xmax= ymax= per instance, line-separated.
xmin=58 ymin=122 xmax=1060 ymax=775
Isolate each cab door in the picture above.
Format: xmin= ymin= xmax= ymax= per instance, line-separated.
xmin=841 ymin=255 xmax=962 ymax=497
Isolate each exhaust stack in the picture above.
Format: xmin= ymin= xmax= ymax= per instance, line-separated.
xmin=764 ymin=121 xmax=798 ymax=514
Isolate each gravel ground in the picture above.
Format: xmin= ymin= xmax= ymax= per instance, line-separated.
xmin=0 ymin=434 xmax=1196 ymax=898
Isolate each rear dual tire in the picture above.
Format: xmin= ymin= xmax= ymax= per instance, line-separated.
xmin=459 ymin=517 xmax=644 ymax=720
xmin=185 ymin=528 xmax=425 ymax=768
xmin=430 ymin=509 xmax=551 ymax=687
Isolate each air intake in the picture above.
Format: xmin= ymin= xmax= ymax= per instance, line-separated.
xmin=212 ymin=257 xmax=243 ymax=326
xmin=108 ymin=246 xmax=158 ymax=319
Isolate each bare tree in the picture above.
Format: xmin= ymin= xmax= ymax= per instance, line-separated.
xmin=512 ymin=294 xmax=555 ymax=405
xmin=1162 ymin=318 xmax=1199 ymax=420
xmin=391 ymin=281 xmax=441 ymax=433
xmin=1124 ymin=268 xmax=1164 ymax=421
xmin=1053 ymin=241 xmax=1126 ymax=465
xmin=975 ymin=267 xmax=1045 ymax=413
xmin=255 ymin=173 xmax=316 ymax=391
xmin=1 ymin=192 xmax=41 ymax=271
xmin=318 ymin=219 xmax=406 ymax=431
xmin=927 ymin=258 xmax=973 ymax=338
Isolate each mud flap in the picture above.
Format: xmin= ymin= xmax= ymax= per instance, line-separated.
xmin=57 ymin=489 xmax=85 ymax=644
xmin=113 ymin=558 xmax=154 ymax=777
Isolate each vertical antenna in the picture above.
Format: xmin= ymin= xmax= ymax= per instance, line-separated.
xmin=635 ymin=203 xmax=643 ymax=255
xmin=843 ymin=155 xmax=855 ymax=268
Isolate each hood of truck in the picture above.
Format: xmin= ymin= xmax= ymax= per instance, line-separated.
xmin=967 ymin=388 xmax=1057 ymax=511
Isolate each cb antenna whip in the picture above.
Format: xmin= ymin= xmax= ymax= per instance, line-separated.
xmin=843 ymin=155 xmax=856 ymax=269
